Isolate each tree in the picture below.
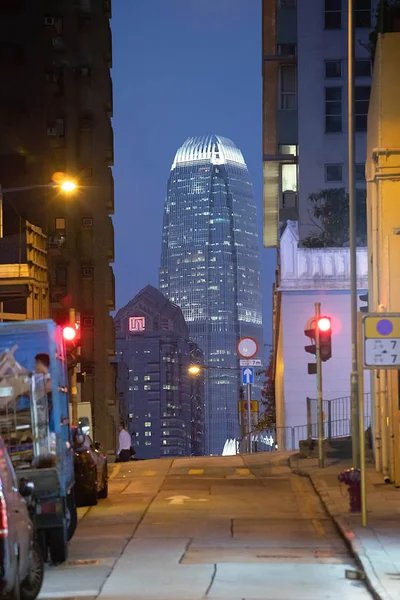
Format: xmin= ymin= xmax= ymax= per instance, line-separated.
xmin=363 ymin=1 xmax=400 ymax=62
xmin=256 ymin=349 xmax=276 ymax=431
xmin=302 ymin=188 xmax=367 ymax=248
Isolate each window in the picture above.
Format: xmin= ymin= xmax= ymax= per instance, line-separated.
xmin=356 ymin=163 xmax=366 ymax=181
xmin=145 ymin=421 xmax=151 ymax=427
xmin=325 ymin=164 xmax=343 ymax=182
xmin=133 ymin=376 xmax=138 ymax=381
xmin=355 ymin=59 xmax=372 ymax=77
xmin=144 ymin=385 xmax=151 ymax=391
xmin=355 ymin=86 xmax=371 ymax=131
xmin=133 ymin=386 xmax=139 ymax=391
xmin=279 ymin=65 xmax=296 ymax=110
xmin=145 ymin=431 xmax=151 ymax=437
xmin=145 ymin=442 xmax=151 ymax=446
xmin=144 ymin=375 xmax=151 ymax=381
xmin=281 ymin=164 xmax=297 ymax=192
xmin=82 ymin=217 xmax=93 ymax=228
xmin=279 ymin=144 xmax=297 ymax=156
xmin=325 ymin=87 xmax=342 ymax=132
xmin=325 ymin=60 xmax=342 ymax=78
xmin=55 ymin=217 xmax=66 ymax=230
xmin=55 ymin=264 xmax=67 ymax=286
xmin=277 ymin=44 xmax=296 ymax=56
xmin=325 ymin=0 xmax=341 ymax=29
xmin=355 ymin=0 xmax=371 ymax=28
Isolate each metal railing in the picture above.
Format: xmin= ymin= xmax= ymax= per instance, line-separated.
xmin=306 ymin=393 xmax=371 ymax=440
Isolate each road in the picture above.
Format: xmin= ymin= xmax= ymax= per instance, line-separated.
xmin=39 ymin=453 xmax=372 ymax=600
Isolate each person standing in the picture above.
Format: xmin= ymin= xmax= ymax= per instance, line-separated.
xmin=116 ymin=422 xmax=131 ymax=462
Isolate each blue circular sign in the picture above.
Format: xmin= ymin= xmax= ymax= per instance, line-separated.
xmin=376 ymin=319 xmax=393 ymax=336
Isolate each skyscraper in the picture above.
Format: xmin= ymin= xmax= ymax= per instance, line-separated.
xmin=160 ymin=135 xmax=263 ymax=455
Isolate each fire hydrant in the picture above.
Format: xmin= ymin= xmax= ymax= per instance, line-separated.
xmin=338 ymin=468 xmax=361 ymax=513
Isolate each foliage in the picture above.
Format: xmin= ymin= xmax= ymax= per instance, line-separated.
xmin=362 ymin=1 xmax=400 ymax=61
xmin=256 ymin=349 xmax=276 ymax=431
xmin=302 ymin=188 xmax=367 ymax=248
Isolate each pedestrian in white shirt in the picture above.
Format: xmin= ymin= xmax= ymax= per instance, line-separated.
xmin=116 ymin=422 xmax=132 ymax=462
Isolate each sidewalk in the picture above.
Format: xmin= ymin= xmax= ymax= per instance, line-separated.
xmin=289 ymin=454 xmax=400 ymax=600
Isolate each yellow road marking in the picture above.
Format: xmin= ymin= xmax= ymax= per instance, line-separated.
xmin=236 ymin=468 xmax=250 ymax=476
xmin=144 ymin=471 xmax=156 ymax=476
xmin=109 ymin=463 xmax=121 ymax=480
xmin=188 ymin=469 xmax=204 ymax=475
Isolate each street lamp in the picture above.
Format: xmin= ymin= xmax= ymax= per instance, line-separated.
xmin=0 ymin=175 xmax=78 ymax=238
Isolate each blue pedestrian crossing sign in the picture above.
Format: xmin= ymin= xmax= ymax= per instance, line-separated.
xmin=241 ymin=367 xmax=254 ymax=385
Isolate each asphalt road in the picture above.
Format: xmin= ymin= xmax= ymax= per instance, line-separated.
xmin=39 ymin=453 xmax=372 ymax=600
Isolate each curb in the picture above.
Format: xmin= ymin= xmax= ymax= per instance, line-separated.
xmin=288 ymin=455 xmax=392 ymax=600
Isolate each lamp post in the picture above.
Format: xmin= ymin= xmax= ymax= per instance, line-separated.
xmin=188 ymin=363 xmax=256 ymax=453
xmin=0 ymin=177 xmax=77 ymax=321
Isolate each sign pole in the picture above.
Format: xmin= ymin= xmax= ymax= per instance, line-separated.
xmin=358 ymin=312 xmax=367 ymax=526
xmin=247 ymin=383 xmax=252 ymax=454
xmin=315 ymin=302 xmax=324 ymax=468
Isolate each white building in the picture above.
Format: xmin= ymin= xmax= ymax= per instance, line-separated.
xmin=275 ymin=222 xmax=370 ymax=447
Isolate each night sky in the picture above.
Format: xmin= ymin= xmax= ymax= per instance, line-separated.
xmin=111 ymin=0 xmax=275 ymax=341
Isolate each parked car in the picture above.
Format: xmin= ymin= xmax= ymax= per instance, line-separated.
xmin=70 ymin=427 xmax=108 ymax=507
xmin=0 ymin=437 xmax=43 ymax=600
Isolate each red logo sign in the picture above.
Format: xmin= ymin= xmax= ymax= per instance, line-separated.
xmin=129 ymin=316 xmax=145 ymax=332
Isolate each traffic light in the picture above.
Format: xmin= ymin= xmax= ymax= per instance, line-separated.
xmin=62 ymin=323 xmax=80 ymax=370
xmin=304 ymin=316 xmax=332 ymax=362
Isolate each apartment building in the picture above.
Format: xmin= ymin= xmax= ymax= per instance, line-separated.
xmin=0 ymin=1 xmax=116 ymax=450
xmin=263 ymin=0 xmax=376 ymax=247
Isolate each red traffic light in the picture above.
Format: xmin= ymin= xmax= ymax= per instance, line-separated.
xmin=63 ymin=324 xmax=78 ymax=342
xmin=318 ymin=317 xmax=331 ymax=332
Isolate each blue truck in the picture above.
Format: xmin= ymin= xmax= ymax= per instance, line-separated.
xmin=0 ymin=320 xmax=76 ymax=563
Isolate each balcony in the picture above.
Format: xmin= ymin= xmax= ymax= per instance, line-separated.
xmin=105 ymin=119 xmax=114 ymax=166
xmin=106 ymin=265 xmax=115 ymax=311
xmin=105 ymin=216 xmax=114 ymax=263
xmin=106 ymin=167 xmax=114 ymax=215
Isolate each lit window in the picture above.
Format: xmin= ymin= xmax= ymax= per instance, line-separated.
xmin=145 ymin=421 xmax=151 ymax=427
xmin=133 ymin=386 xmax=139 ymax=391
xmin=281 ymin=164 xmax=297 ymax=192
xmin=145 ymin=432 xmax=151 ymax=437
xmin=144 ymin=385 xmax=151 ymax=391
xmin=162 ymin=440 xmax=167 ymax=445
xmin=325 ymin=87 xmax=342 ymax=133
xmin=355 ymin=0 xmax=371 ymax=28
xmin=133 ymin=376 xmax=138 ymax=381
xmin=325 ymin=60 xmax=342 ymax=79
xmin=145 ymin=441 xmax=151 ymax=446
xmin=325 ymin=164 xmax=343 ymax=182
xmin=279 ymin=65 xmax=296 ymax=110
xmin=355 ymin=86 xmax=371 ymax=132
xmin=325 ymin=0 xmax=341 ymax=29
xmin=144 ymin=375 xmax=151 ymax=381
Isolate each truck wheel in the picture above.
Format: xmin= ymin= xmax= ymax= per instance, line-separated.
xmin=49 ymin=525 xmax=68 ymax=565
xmin=67 ymin=492 xmax=77 ymax=541
xmin=20 ymin=541 xmax=44 ymax=600
xmin=36 ymin=531 xmax=48 ymax=564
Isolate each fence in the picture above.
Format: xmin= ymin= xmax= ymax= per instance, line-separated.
xmin=239 ymin=392 xmax=373 ymax=453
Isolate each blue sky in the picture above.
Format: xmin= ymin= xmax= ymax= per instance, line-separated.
xmin=111 ymin=0 xmax=275 ymax=341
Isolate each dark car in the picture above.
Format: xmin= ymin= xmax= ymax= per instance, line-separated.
xmin=0 ymin=438 xmax=43 ymax=600
xmin=71 ymin=427 xmax=108 ymax=507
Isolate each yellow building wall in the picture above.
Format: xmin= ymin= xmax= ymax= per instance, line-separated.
xmin=367 ymin=33 xmax=400 ymax=485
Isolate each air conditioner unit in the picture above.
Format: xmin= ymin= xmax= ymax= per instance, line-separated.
xmin=82 ymin=266 xmax=94 ymax=277
xmin=47 ymin=127 xmax=57 ymax=137
xmin=82 ymin=218 xmax=93 ymax=228
xmin=44 ymin=16 xmax=55 ymax=26
xmin=83 ymin=317 xmax=94 ymax=328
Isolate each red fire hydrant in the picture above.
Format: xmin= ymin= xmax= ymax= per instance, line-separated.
xmin=338 ymin=468 xmax=361 ymax=513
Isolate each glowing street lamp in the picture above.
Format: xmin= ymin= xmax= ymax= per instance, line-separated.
xmin=59 ymin=180 xmax=77 ymax=193
xmin=188 ymin=365 xmax=202 ymax=376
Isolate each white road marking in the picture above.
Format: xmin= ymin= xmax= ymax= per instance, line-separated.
xmin=166 ymin=495 xmax=209 ymax=505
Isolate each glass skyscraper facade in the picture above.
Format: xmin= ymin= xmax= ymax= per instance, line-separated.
xmin=160 ymin=135 xmax=263 ymax=455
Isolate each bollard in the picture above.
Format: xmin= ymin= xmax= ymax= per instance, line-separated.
xmin=338 ymin=468 xmax=361 ymax=513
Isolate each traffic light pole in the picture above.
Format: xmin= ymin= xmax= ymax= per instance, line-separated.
xmin=69 ymin=307 xmax=78 ymax=427
xmin=348 ymin=0 xmax=360 ymax=469
xmin=315 ymin=302 xmax=324 ymax=468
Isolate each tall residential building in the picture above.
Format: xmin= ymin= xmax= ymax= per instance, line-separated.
xmin=160 ymin=135 xmax=263 ymax=455
xmin=262 ymin=0 xmax=376 ymax=247
xmin=262 ymin=0 xmax=376 ymax=444
xmin=115 ymin=285 xmax=205 ymax=459
xmin=0 ymin=1 xmax=116 ymax=450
